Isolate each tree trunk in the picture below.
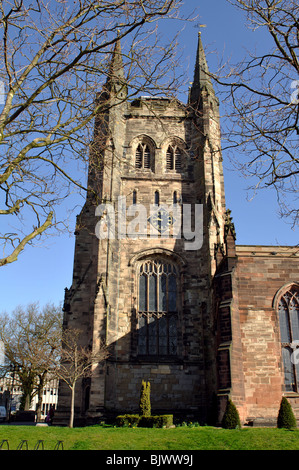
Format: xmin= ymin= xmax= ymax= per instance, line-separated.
xmin=36 ymin=374 xmax=46 ymax=422
xmin=24 ymin=393 xmax=31 ymax=411
xmin=69 ymin=385 xmax=75 ymax=428
xmin=36 ymin=387 xmax=43 ymax=422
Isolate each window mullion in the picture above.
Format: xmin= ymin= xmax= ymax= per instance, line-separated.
xmin=157 ymin=270 xmax=160 ymax=354
xmin=146 ymin=273 xmax=149 ymax=354
xmin=157 ymin=271 xmax=160 ymax=313
xmin=288 ymin=306 xmax=293 ymax=344
xmin=166 ymin=273 xmax=169 ymax=313
xmin=166 ymin=274 xmax=169 ymax=354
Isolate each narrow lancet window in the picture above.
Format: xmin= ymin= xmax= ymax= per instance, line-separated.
xmin=278 ymin=286 xmax=299 ymax=392
xmin=166 ymin=145 xmax=182 ymax=172
xmin=135 ymin=142 xmax=152 ymax=170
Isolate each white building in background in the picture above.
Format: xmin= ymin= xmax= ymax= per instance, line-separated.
xmin=0 ymin=374 xmax=58 ymax=421
xmin=0 ymin=343 xmax=58 ymax=421
xmin=0 ymin=341 xmax=4 ymax=367
xmin=32 ymin=378 xmax=59 ymax=419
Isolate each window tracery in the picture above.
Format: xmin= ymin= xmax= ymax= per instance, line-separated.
xmin=137 ymin=259 xmax=178 ymax=356
xmin=278 ymin=286 xmax=299 ymax=392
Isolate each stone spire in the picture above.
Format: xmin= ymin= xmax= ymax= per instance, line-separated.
xmin=189 ymin=32 xmax=215 ymax=104
xmin=105 ymin=37 xmax=127 ymax=100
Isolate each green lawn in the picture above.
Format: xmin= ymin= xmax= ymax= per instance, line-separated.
xmin=1 ymin=425 xmax=299 ymax=450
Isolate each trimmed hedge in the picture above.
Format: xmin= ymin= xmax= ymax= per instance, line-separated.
xmin=116 ymin=414 xmax=173 ymax=428
xmin=115 ymin=414 xmax=140 ymax=427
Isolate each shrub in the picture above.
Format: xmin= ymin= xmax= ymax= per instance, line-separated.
xmin=138 ymin=416 xmax=154 ymax=428
xmin=154 ymin=415 xmax=173 ymax=428
xmin=115 ymin=414 xmax=173 ymax=428
xmin=115 ymin=415 xmax=140 ymax=427
xmin=138 ymin=415 xmax=173 ymax=428
xmin=139 ymin=380 xmax=151 ymax=417
xmin=277 ymin=397 xmax=297 ymax=429
xmin=221 ymin=399 xmax=241 ymax=429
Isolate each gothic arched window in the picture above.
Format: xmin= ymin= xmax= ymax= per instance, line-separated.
xmin=278 ymin=286 xmax=299 ymax=392
xmin=166 ymin=145 xmax=182 ymax=171
xmin=135 ymin=143 xmax=151 ymax=169
xmin=138 ymin=259 xmax=178 ymax=356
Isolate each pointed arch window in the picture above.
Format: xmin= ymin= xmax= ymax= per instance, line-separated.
xmin=135 ymin=143 xmax=151 ymax=169
xmin=278 ymin=286 xmax=299 ymax=392
xmin=166 ymin=145 xmax=182 ymax=172
xmin=138 ymin=259 xmax=178 ymax=356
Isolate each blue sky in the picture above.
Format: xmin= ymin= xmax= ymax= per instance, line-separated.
xmin=1 ymin=0 xmax=298 ymax=314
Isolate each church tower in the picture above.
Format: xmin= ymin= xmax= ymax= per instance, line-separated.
xmin=57 ymin=33 xmax=228 ymax=425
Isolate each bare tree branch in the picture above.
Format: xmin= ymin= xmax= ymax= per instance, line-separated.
xmin=0 ymin=0 xmax=187 ymax=266
xmin=52 ymin=327 xmax=109 ymax=428
xmin=212 ymin=0 xmax=299 ymax=225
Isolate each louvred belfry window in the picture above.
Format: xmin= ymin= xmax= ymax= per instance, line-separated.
xmin=135 ymin=144 xmax=142 ymax=169
xmin=138 ymin=259 xmax=178 ymax=356
xmin=166 ymin=145 xmax=182 ymax=171
xmin=135 ymin=143 xmax=151 ymax=169
xmin=166 ymin=146 xmax=174 ymax=170
xmin=278 ymin=286 xmax=299 ymax=392
xmin=175 ymin=147 xmax=181 ymax=170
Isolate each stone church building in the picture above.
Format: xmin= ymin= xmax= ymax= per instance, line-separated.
xmin=56 ymin=33 xmax=299 ymax=426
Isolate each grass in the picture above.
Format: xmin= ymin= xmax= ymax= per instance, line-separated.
xmin=1 ymin=425 xmax=299 ymax=450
